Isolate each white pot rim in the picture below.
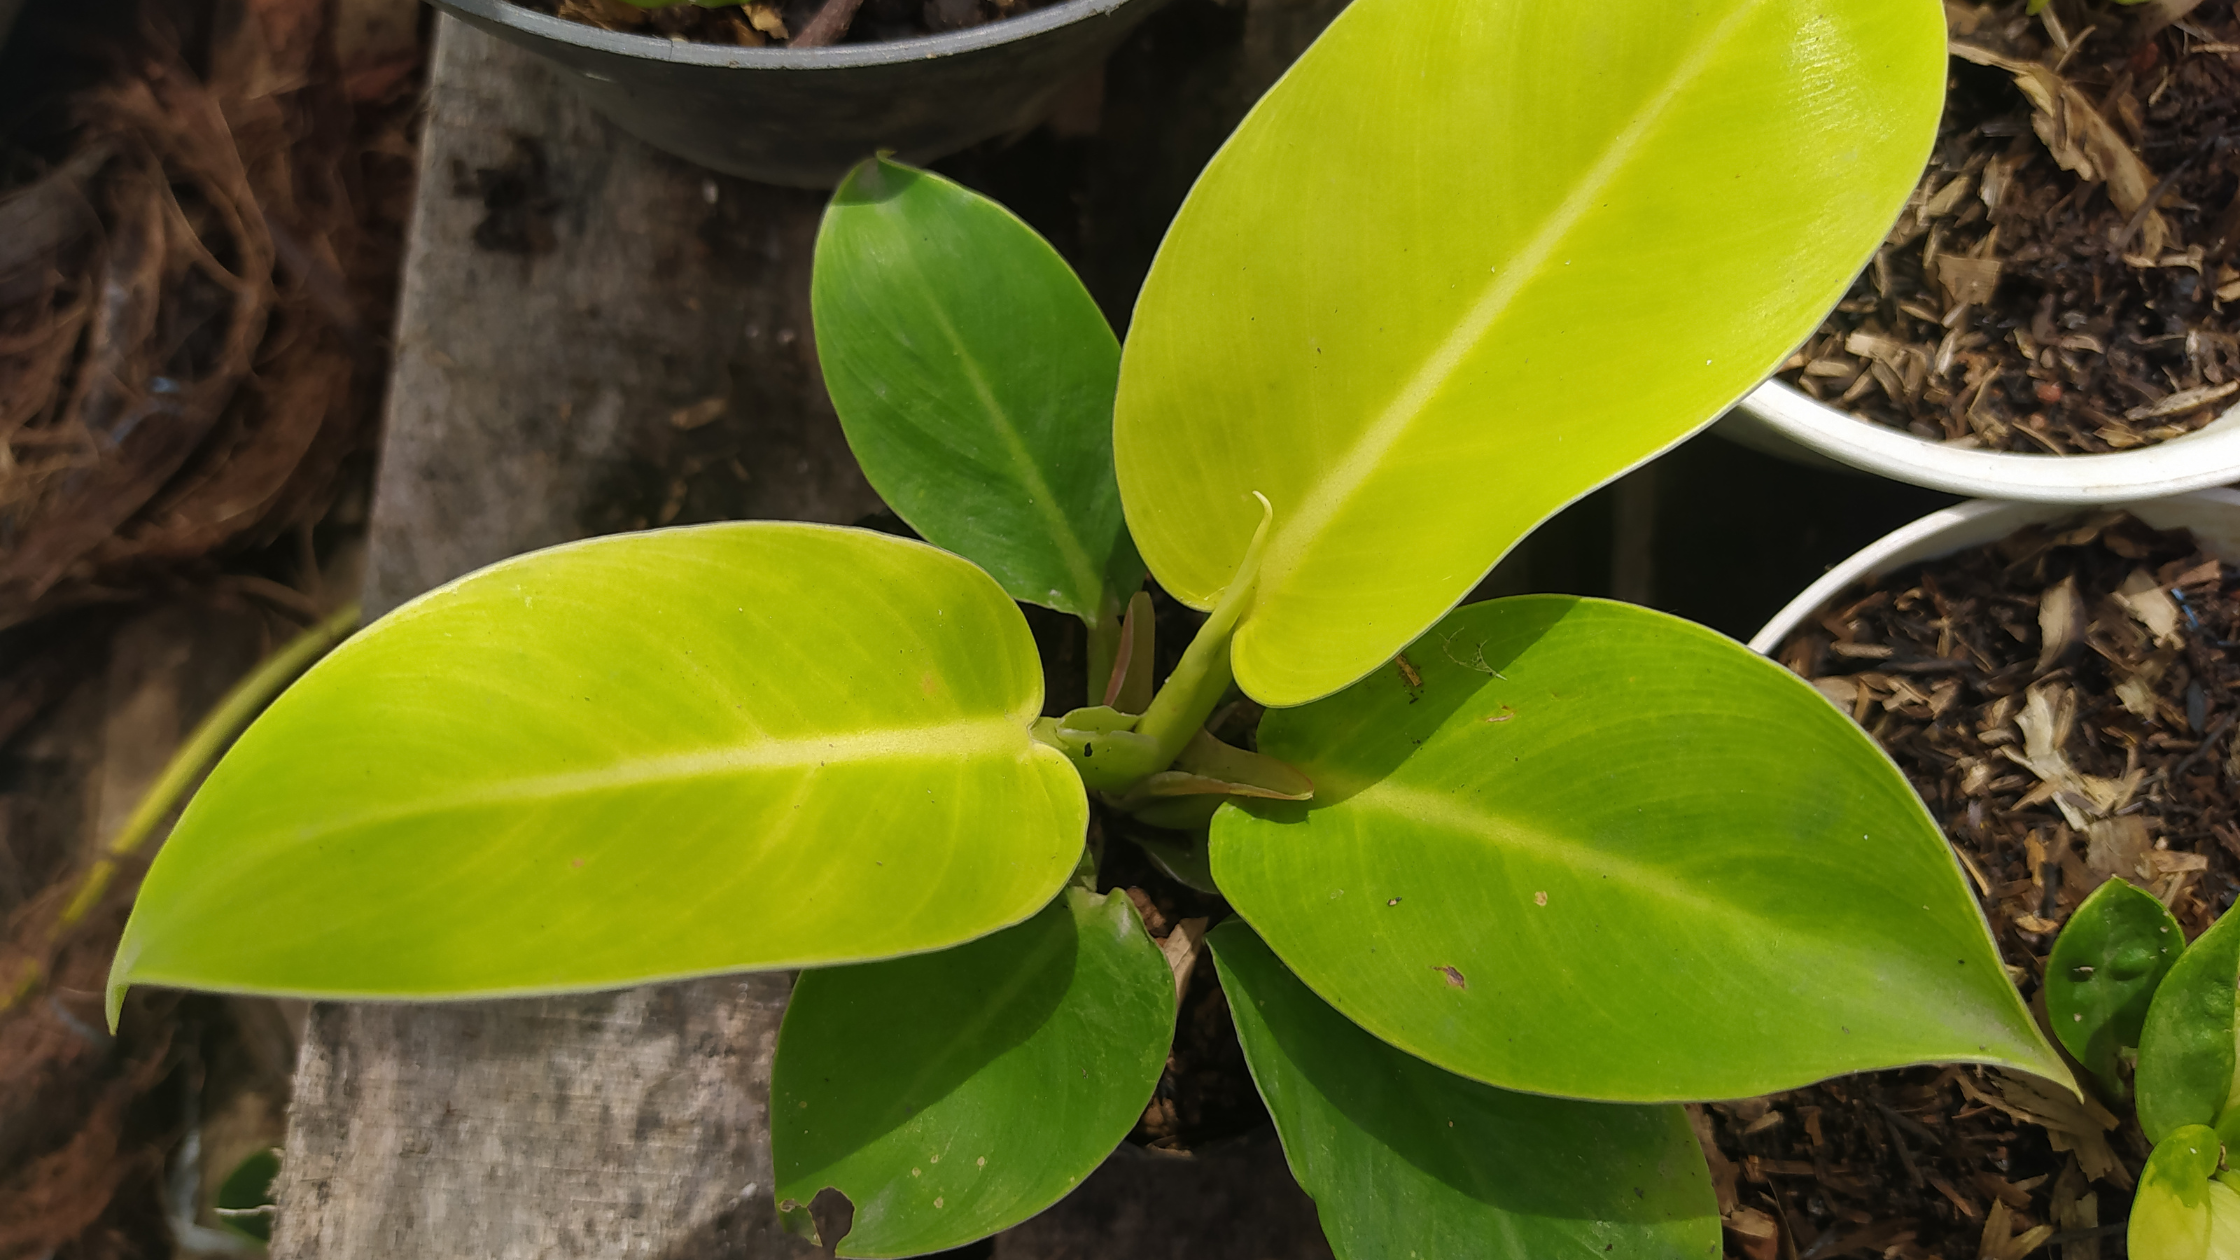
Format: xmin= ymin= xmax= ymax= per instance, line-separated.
xmin=1749 ymin=486 xmax=2240 ymax=655
xmin=1734 ymin=378 xmax=2240 ymax=505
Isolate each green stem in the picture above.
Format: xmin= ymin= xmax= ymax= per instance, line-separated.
xmin=49 ymin=604 xmax=359 ymax=1027
xmin=1135 ymin=494 xmax=1272 ymax=769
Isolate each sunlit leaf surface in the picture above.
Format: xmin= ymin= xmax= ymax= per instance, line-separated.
xmin=111 ymin=524 xmax=1086 ymax=1014
xmin=1213 ymin=597 xmax=2064 ymax=1101
xmin=1115 ymin=0 xmax=1947 ymax=705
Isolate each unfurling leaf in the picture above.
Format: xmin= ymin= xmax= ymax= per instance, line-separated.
xmin=1114 ymin=0 xmax=1947 ymax=706
xmin=111 ymin=524 xmax=1086 ymax=1018
xmin=774 ymin=887 xmax=1173 ymax=1258
xmin=1210 ymin=921 xmax=1721 ymax=1259
xmin=1213 ymin=597 xmax=2065 ymax=1102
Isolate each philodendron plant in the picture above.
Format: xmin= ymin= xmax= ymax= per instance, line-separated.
xmin=2044 ymin=880 xmax=2240 ymax=1259
xmin=109 ymin=0 xmax=2073 ymax=1254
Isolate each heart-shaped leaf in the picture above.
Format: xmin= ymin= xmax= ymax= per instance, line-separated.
xmin=1209 ymin=920 xmax=1720 ymax=1259
xmin=2139 ymin=908 xmax=2240 ymax=1143
xmin=773 ymin=886 xmax=1172 ymax=1258
xmin=1211 ymin=597 xmax=2064 ymax=1102
xmin=1112 ymin=0 xmax=1946 ymax=706
xmin=2047 ymin=877 xmax=2184 ymax=1096
xmin=814 ymin=158 xmax=1140 ymax=627
xmin=110 ymin=524 xmax=1086 ymax=1018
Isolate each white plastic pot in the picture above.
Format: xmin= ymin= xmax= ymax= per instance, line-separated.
xmin=1749 ymin=487 xmax=2240 ymax=654
xmin=1720 ymin=379 xmax=2240 ymax=505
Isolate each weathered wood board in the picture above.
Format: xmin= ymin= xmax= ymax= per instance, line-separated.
xmin=274 ymin=3 xmax=1349 ymax=1256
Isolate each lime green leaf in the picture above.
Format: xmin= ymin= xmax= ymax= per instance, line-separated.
xmin=111 ymin=524 xmax=1086 ymax=1014
xmin=1112 ymin=0 xmax=1946 ymax=706
xmin=2134 ymin=1126 xmax=2221 ymax=1260
xmin=1209 ymin=921 xmax=1720 ymax=1259
xmin=1211 ymin=597 xmax=2063 ymax=1102
xmin=814 ymin=158 xmax=1140 ymax=624
xmin=2212 ymin=1179 xmax=2240 ymax=1260
xmin=2140 ymin=908 xmax=2240 ymax=1143
xmin=773 ymin=886 xmax=1173 ymax=1258
xmin=2047 ymin=877 xmax=2184 ymax=1095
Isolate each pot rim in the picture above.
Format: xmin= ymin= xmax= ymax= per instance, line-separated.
xmin=1748 ymin=486 xmax=2240 ymax=655
xmin=429 ymin=0 xmax=1141 ymax=70
xmin=1734 ymin=377 xmax=2240 ymax=505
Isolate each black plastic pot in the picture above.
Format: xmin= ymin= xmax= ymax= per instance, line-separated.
xmin=427 ymin=0 xmax=1174 ymax=188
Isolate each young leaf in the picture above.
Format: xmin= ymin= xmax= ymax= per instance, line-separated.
xmin=2139 ymin=907 xmax=2240 ymax=1143
xmin=1209 ymin=921 xmax=1720 ymax=1259
xmin=2047 ymin=877 xmax=2184 ymax=1095
xmin=1211 ymin=597 xmax=2064 ymax=1102
xmin=814 ymin=157 xmax=1141 ymax=626
xmin=772 ymin=887 xmax=1173 ymax=1258
xmin=1112 ymin=0 xmax=1946 ymax=707
xmin=2132 ymin=1125 xmax=2221 ymax=1260
xmin=109 ymin=524 xmax=1086 ymax=1016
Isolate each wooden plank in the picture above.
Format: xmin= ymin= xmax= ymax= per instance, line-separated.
xmin=274 ymin=18 xmax=863 ymax=1258
xmin=274 ymin=2 xmax=1349 ymax=1254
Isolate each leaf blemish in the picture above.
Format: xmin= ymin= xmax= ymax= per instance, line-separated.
xmin=1439 ymin=628 xmax=1508 ymax=678
xmin=1435 ymin=965 xmax=1467 ymax=989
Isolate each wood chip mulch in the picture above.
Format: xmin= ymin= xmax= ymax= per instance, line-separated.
xmin=1777 ymin=0 xmax=2240 ymax=455
xmin=1732 ymin=510 xmax=2238 ymax=1259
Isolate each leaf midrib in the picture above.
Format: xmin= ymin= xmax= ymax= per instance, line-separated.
xmin=237 ymin=719 xmax=1031 ymax=844
xmin=900 ymin=241 xmax=1109 ymax=612
xmin=1259 ymin=0 xmax=1773 ymax=593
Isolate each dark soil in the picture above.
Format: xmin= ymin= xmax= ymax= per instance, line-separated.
xmin=515 ymin=0 xmax=1059 ymax=48
xmin=1777 ymin=0 xmax=2240 ymax=454
xmin=1746 ymin=511 xmax=2238 ymax=1258
xmin=1097 ymin=826 xmax=1272 ymax=1155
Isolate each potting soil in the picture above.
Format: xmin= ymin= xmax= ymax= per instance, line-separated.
xmin=1777 ymin=0 xmax=2240 ymax=455
xmin=1743 ymin=510 xmax=2237 ymax=1258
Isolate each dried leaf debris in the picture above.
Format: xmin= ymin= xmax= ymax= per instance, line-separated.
xmin=0 ymin=0 xmax=411 ymax=629
xmin=1729 ymin=512 xmax=2237 ymax=1257
xmin=1778 ymin=0 xmax=2240 ymax=453
xmin=0 ymin=0 xmax=422 ymax=1253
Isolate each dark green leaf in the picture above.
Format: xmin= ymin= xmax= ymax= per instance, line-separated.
xmin=814 ymin=157 xmax=1140 ymax=625
xmin=1211 ymin=597 xmax=2064 ymax=1101
xmin=214 ymin=1147 xmax=281 ymax=1243
xmin=1209 ymin=921 xmax=1720 ymax=1259
xmin=2047 ymin=877 xmax=2183 ymax=1095
xmin=2139 ymin=907 xmax=2240 ymax=1142
xmin=773 ymin=887 xmax=1174 ymax=1258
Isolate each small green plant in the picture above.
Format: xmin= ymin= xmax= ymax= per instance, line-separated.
xmin=2045 ymin=881 xmax=2240 ymax=1258
xmin=108 ymin=1 xmax=2073 ymax=1254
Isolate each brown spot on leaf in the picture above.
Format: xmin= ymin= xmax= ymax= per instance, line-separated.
xmin=1434 ymin=965 xmax=1466 ymax=990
